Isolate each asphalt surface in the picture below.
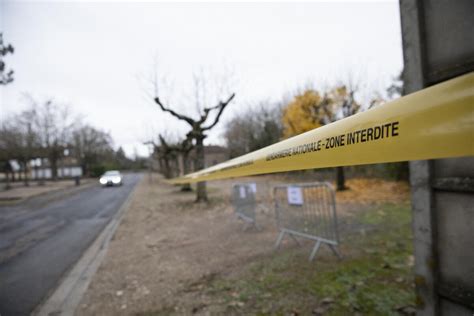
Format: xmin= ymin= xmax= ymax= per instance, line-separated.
xmin=0 ymin=173 xmax=142 ymax=316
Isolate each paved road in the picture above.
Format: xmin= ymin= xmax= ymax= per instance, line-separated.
xmin=0 ymin=173 xmax=142 ymax=316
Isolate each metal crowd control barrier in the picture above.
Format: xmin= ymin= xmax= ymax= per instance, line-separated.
xmin=273 ymin=182 xmax=342 ymax=262
xmin=232 ymin=183 xmax=258 ymax=230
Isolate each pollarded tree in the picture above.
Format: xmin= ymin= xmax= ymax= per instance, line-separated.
xmin=176 ymin=135 xmax=194 ymax=191
xmin=156 ymin=134 xmax=179 ymax=179
xmin=153 ymin=75 xmax=235 ymax=202
xmin=153 ymin=134 xmax=193 ymax=191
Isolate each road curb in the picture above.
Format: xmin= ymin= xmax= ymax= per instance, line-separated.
xmin=34 ymin=177 xmax=142 ymax=316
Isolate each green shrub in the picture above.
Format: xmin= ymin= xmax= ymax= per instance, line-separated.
xmin=90 ymin=165 xmax=106 ymax=177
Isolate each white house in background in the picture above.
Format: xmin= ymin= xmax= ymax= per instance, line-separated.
xmin=6 ymin=157 xmax=83 ymax=180
xmin=9 ymin=160 xmax=21 ymax=173
xmin=30 ymin=156 xmax=83 ymax=179
xmin=30 ymin=165 xmax=82 ymax=179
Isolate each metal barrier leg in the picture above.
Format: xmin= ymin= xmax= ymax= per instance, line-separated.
xmin=240 ymin=217 xmax=260 ymax=232
xmin=274 ymin=230 xmax=286 ymax=250
xmin=289 ymin=233 xmax=302 ymax=246
xmin=236 ymin=211 xmax=259 ymax=232
xmin=328 ymin=244 xmax=343 ymax=260
xmin=309 ymin=240 xmax=322 ymax=262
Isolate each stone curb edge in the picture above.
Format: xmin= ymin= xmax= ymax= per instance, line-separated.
xmin=34 ymin=176 xmax=142 ymax=316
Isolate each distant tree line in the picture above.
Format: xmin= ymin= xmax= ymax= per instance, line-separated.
xmin=0 ymin=96 xmax=139 ymax=188
xmin=223 ymin=72 xmax=408 ymax=190
xmin=154 ymin=71 xmax=406 ymax=197
xmin=1 ymin=33 xmax=142 ymax=189
xmin=224 ymin=101 xmax=283 ymax=158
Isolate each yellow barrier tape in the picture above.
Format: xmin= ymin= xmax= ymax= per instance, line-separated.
xmin=169 ymin=72 xmax=474 ymax=184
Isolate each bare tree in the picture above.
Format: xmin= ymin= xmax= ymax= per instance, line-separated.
xmin=155 ymin=95 xmax=235 ymax=202
xmin=386 ymin=70 xmax=408 ymax=181
xmin=0 ymin=120 xmax=20 ymax=188
xmin=0 ymin=110 xmax=41 ymax=187
xmin=14 ymin=110 xmax=40 ymax=186
xmin=387 ymin=70 xmax=404 ymax=99
xmin=151 ymin=134 xmax=180 ymax=179
xmin=0 ymin=32 xmax=18 ymax=186
xmin=73 ymin=125 xmax=114 ymax=176
xmin=150 ymin=133 xmax=194 ymax=192
xmin=175 ymin=136 xmax=194 ymax=191
xmin=224 ymin=101 xmax=283 ymax=158
xmin=152 ymin=69 xmax=235 ymax=202
xmin=28 ymin=97 xmax=79 ymax=180
xmin=328 ymin=82 xmax=361 ymax=191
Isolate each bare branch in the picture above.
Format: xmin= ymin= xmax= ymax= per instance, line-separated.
xmin=158 ymin=134 xmax=169 ymax=149
xmin=196 ymin=105 xmax=215 ymax=125
xmin=193 ymin=69 xmax=206 ymax=115
xmin=154 ymin=97 xmax=195 ymax=126
xmin=196 ymin=101 xmax=224 ymax=124
xmin=202 ymin=93 xmax=235 ymax=131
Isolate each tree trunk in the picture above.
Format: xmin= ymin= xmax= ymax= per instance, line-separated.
xmin=170 ymin=155 xmax=178 ymax=178
xmin=159 ymin=154 xmax=172 ymax=179
xmin=336 ymin=166 xmax=347 ymax=191
xmin=23 ymin=161 xmax=29 ymax=186
xmin=4 ymin=171 xmax=11 ymax=190
xmin=51 ymin=152 xmax=58 ymax=181
xmin=195 ymin=136 xmax=208 ymax=202
xmin=81 ymin=163 xmax=88 ymax=177
xmin=34 ymin=165 xmax=39 ymax=185
xmin=395 ymin=162 xmax=409 ymax=181
xmin=158 ymin=158 xmax=164 ymax=175
xmin=38 ymin=159 xmax=45 ymax=186
xmin=163 ymin=157 xmax=171 ymax=179
xmin=181 ymin=151 xmax=192 ymax=192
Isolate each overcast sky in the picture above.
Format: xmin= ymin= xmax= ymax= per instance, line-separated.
xmin=0 ymin=0 xmax=403 ymax=157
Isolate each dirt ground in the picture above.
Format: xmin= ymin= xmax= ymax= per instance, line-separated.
xmin=77 ymin=174 xmax=410 ymax=316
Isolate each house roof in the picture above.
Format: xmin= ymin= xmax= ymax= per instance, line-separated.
xmin=204 ymin=145 xmax=229 ymax=155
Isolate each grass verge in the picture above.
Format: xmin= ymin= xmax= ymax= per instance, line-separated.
xmin=204 ymin=203 xmax=416 ymax=315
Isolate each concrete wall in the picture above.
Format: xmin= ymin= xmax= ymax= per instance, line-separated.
xmin=400 ymin=0 xmax=474 ymax=314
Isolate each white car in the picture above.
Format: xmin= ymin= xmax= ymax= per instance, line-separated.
xmin=99 ymin=170 xmax=123 ymax=187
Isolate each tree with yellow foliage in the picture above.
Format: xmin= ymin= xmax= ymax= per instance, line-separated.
xmin=281 ymin=90 xmax=333 ymax=138
xmin=281 ymin=84 xmax=361 ymax=190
